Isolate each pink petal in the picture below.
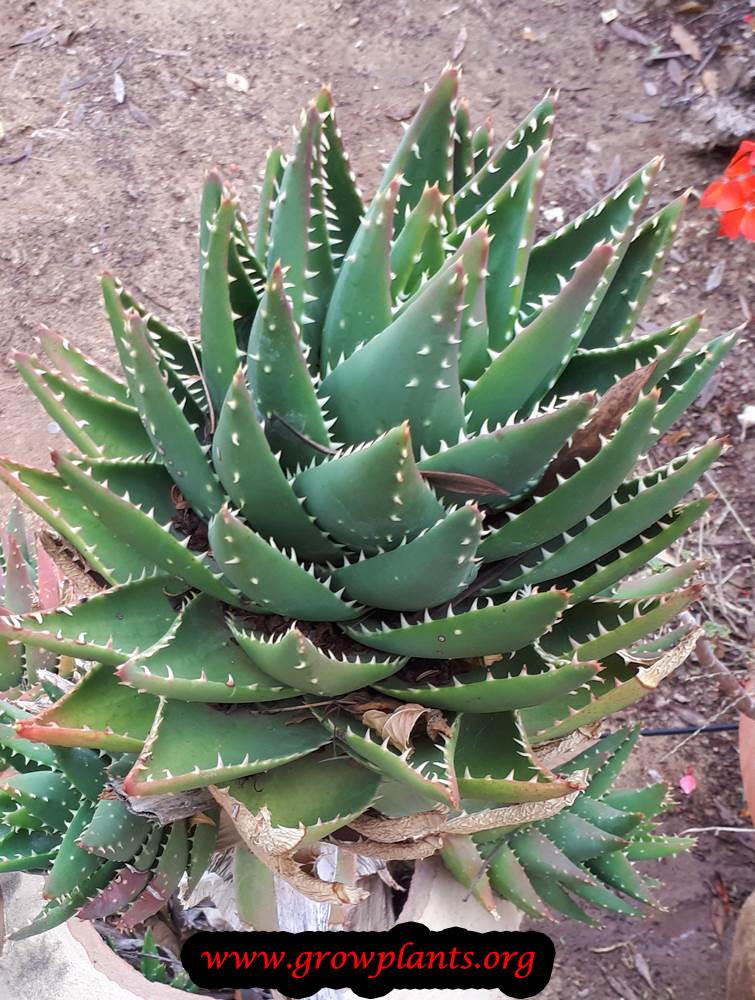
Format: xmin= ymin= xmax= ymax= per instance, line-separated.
xmin=679 ymin=767 xmax=697 ymax=795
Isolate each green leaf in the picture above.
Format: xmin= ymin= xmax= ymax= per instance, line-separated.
xmin=321 ymin=262 xmax=465 ymax=455
xmin=14 ymin=354 xmax=153 ymax=459
xmin=118 ymin=594 xmax=297 ymax=702
xmin=208 ymin=506 xmax=360 ymax=620
xmin=321 ymin=180 xmax=397 ymax=370
xmin=123 ymin=700 xmax=329 ymax=795
xmin=465 ymin=244 xmax=613 ymax=431
xmin=111 ymin=310 xmax=224 ymax=518
xmin=229 ymin=619 xmax=404 ymax=697
xmin=346 ymin=589 xmax=568 ymax=659
xmin=226 ymin=749 xmax=380 ymax=846
xmin=377 ymin=67 xmax=458 ymax=232
xmin=213 ymin=369 xmax=339 ymax=561
xmin=200 ymin=199 xmax=241 ymax=411
xmin=452 ymin=711 xmax=579 ymax=803
xmin=247 ymin=263 xmax=331 ymax=472
xmin=0 ymin=577 xmax=177 ymax=665
xmin=331 ymin=504 xmax=484 ymax=611
xmin=17 ymin=662 xmax=159 ymax=752
xmin=79 ymin=799 xmax=154 ymax=860
xmin=53 ymin=453 xmax=242 ymax=606
xmin=294 ymin=424 xmax=445 ymax=554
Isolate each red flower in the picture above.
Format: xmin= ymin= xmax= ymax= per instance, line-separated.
xmin=724 ymin=139 xmax=755 ymax=178
xmin=701 ymin=140 xmax=755 ymax=241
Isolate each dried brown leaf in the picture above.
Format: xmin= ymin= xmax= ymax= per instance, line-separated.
xmin=538 ymin=369 xmax=655 ymax=491
xmin=701 ymin=68 xmax=719 ymax=99
xmin=362 ymin=703 xmax=451 ymax=753
xmin=667 ymin=58 xmax=685 ymax=87
xmin=440 ymin=777 xmax=587 ymax=835
xmin=333 ymin=834 xmax=443 ymax=861
xmin=113 ymin=71 xmax=126 ymax=105
xmin=624 ymin=111 xmax=655 ymax=124
xmin=533 ymin=724 xmax=601 ymax=770
xmin=452 ymin=24 xmax=468 ymax=60
xmin=633 ymin=950 xmax=654 ymax=988
xmin=349 ymin=810 xmax=448 ymax=844
xmin=0 ymin=142 xmax=32 ymax=167
xmin=609 ymin=21 xmax=651 ymax=46
xmin=671 ymin=22 xmax=702 ymax=61
xmin=209 ymin=786 xmax=305 ymax=855
xmin=128 ymin=102 xmax=151 ymax=127
xmin=419 ymin=469 xmax=508 ymax=496
xmin=11 ymin=25 xmax=57 ymax=47
xmin=605 ymin=974 xmax=640 ymax=1000
xmin=704 ymin=259 xmax=725 ymax=293
xmin=604 ymin=153 xmax=623 ymax=192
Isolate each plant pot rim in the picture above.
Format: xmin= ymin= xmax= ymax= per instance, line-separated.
xmin=67 ymin=917 xmax=194 ymax=999
xmin=0 ymin=872 xmax=191 ymax=1000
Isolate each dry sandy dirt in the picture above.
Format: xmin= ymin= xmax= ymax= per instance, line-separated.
xmin=0 ymin=1 xmax=754 ymax=998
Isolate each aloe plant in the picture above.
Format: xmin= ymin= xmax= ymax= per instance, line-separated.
xmin=0 ymin=503 xmax=62 ymax=691
xmin=0 ymin=701 xmax=216 ymax=938
xmin=0 ymin=67 xmax=735 ymax=930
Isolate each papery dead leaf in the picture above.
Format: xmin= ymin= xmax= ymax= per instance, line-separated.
xmin=362 ymin=703 xmax=452 ymax=753
xmin=349 ymin=809 xmax=448 ymax=844
xmin=521 ymin=26 xmax=541 ymax=42
xmin=333 ymin=834 xmax=443 ymax=861
xmin=440 ymin=776 xmax=587 ymax=835
xmin=452 ymin=24 xmax=467 ymax=60
xmin=209 ymin=786 xmax=305 ymax=855
xmin=113 ymin=71 xmax=126 ymax=104
xmin=538 ymin=366 xmax=655 ymax=492
xmin=671 ymin=22 xmax=702 ymax=61
xmin=704 ymin=259 xmax=725 ymax=293
xmin=225 ymin=71 xmax=250 ymax=93
xmin=701 ymin=68 xmax=719 ymax=99
xmin=533 ymin=724 xmax=601 ymax=771
xmin=609 ymin=21 xmax=651 ymax=46
xmin=419 ymin=469 xmax=508 ymax=496
xmin=634 ymin=949 xmax=654 ymax=988
xmin=667 ymin=58 xmax=685 ymax=87
xmin=11 ymin=25 xmax=57 ymax=47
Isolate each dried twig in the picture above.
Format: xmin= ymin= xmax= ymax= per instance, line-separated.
xmin=680 ymin=611 xmax=755 ymax=722
xmin=704 ymin=470 xmax=755 ymax=550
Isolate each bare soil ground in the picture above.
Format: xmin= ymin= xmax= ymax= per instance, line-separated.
xmin=0 ymin=1 xmax=753 ymax=998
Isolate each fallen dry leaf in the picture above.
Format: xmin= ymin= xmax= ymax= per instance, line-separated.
xmin=609 ymin=21 xmax=651 ymax=46
xmin=738 ymin=404 xmax=755 ymax=440
xmin=113 ymin=71 xmax=126 ymax=104
xmin=671 ymin=22 xmax=702 ymax=61
xmin=521 ymin=26 xmax=541 ymax=42
xmin=362 ymin=703 xmax=452 ymax=754
xmin=0 ymin=142 xmax=32 ymax=166
xmin=705 ymin=259 xmax=725 ymax=293
xmin=605 ymin=974 xmax=639 ymax=1000
xmin=225 ymin=71 xmax=250 ymax=93
xmin=128 ymin=102 xmax=151 ymax=127
xmin=667 ymin=58 xmax=685 ymax=87
xmin=452 ymin=24 xmax=467 ymax=60
xmin=11 ymin=25 xmax=57 ymax=47
xmin=634 ymin=951 xmax=653 ymax=988
xmin=701 ymin=68 xmax=719 ymax=99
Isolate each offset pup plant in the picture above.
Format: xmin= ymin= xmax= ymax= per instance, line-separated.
xmin=0 ymin=700 xmax=217 ymax=938
xmin=0 ymin=66 xmax=739 ymax=936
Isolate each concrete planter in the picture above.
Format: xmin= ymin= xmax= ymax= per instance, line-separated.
xmin=0 ymin=861 xmax=520 ymax=1000
xmin=0 ymin=873 xmax=188 ymax=1000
